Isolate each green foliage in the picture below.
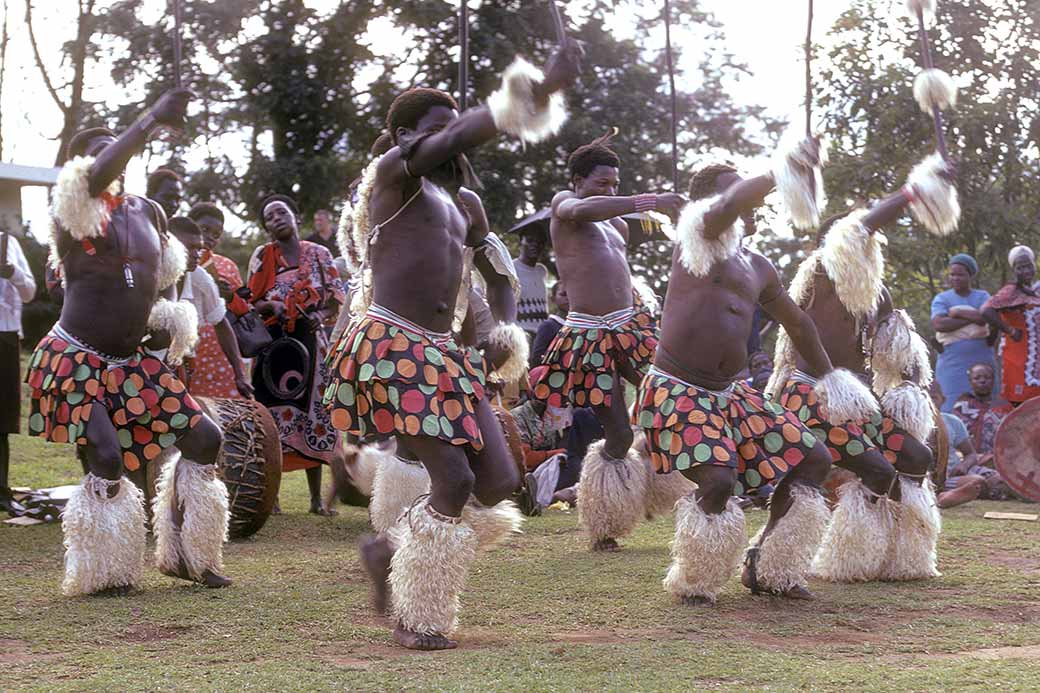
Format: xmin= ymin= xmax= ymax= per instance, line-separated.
xmin=759 ymin=0 xmax=1040 ymax=331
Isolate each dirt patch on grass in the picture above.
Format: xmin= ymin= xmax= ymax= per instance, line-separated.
xmin=0 ymin=639 xmax=62 ymax=665
xmin=986 ymin=552 xmax=1040 ymax=575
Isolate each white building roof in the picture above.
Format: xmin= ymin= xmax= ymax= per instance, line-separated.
xmin=0 ymin=162 xmax=60 ymax=187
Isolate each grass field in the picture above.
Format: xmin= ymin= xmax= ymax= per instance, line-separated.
xmin=4 ymin=375 xmax=1040 ymax=691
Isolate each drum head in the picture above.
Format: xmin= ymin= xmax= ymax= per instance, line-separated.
xmin=261 ymin=337 xmax=311 ymax=401
xmin=994 ymin=395 xmax=1040 ymax=502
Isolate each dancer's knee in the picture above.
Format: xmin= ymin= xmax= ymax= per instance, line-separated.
xmin=693 ymin=466 xmax=737 ymax=514
xmin=847 ymin=450 xmax=897 ymax=497
xmin=791 ymin=442 xmax=831 ymax=486
xmin=179 ymin=416 xmax=224 ymax=465
xmin=895 ymin=437 xmax=931 ymax=479
xmin=430 ymin=462 xmax=476 ymax=511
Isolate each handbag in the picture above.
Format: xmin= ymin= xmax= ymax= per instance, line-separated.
xmin=229 ymin=286 xmax=273 ymax=357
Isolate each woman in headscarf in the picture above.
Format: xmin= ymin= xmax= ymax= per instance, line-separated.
xmin=982 ymin=245 xmax=1040 ymax=406
xmin=248 ymin=194 xmax=345 ymax=514
xmin=931 ymin=253 xmax=996 ymax=412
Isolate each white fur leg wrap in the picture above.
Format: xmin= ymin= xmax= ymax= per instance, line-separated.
xmin=157 ymin=235 xmax=188 ymax=292
xmin=819 ymin=210 xmax=886 ymax=320
xmin=344 ymin=441 xmax=381 ymax=498
xmin=748 ymin=484 xmax=829 ymax=593
xmin=871 ymin=309 xmax=933 ymax=394
xmin=813 ymin=368 xmax=880 ymax=425
xmin=487 ymin=57 xmax=568 ymax=144
xmin=388 ymin=505 xmax=478 ymax=636
xmin=153 ymin=453 xmax=229 ymax=580
xmin=61 ymin=474 xmax=147 ymax=596
xmin=643 ymin=464 xmax=697 ymax=519
xmin=147 ymin=298 xmax=199 ymax=366
xmin=812 ymin=480 xmax=893 ymax=582
xmin=336 ymin=201 xmax=358 ymax=274
xmin=881 ymin=477 xmax=941 ymax=580
xmin=881 ymin=384 xmax=935 ymax=442
xmin=462 ymin=499 xmax=523 ymax=550
xmin=487 ymin=323 xmax=530 ymax=385
xmin=913 ymin=69 xmax=957 ymax=114
xmin=772 ymin=131 xmax=828 ymax=231
xmin=51 ymin=156 xmax=121 ymax=242
xmin=906 ymin=153 xmax=960 ymax=236
xmin=675 ymin=195 xmax=743 ymax=278
xmin=369 ymin=452 xmax=431 ymax=535
xmin=664 ymin=496 xmax=745 ymax=604
xmin=577 ymin=441 xmax=648 ymax=545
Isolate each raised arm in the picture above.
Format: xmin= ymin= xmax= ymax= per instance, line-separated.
xmin=555 ymin=191 xmax=684 ymax=225
xmin=87 ymin=89 xmax=192 ymax=197
xmin=402 ymin=42 xmax=582 ymax=180
xmin=861 ymin=157 xmax=957 ymax=232
xmin=701 ymin=175 xmax=775 ymax=240
xmin=761 ymin=281 xmax=833 ymax=378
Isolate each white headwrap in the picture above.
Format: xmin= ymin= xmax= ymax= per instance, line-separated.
xmin=1008 ymin=245 xmax=1035 ymax=268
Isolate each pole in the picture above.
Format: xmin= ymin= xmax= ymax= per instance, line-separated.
xmin=458 ymin=1 xmax=469 ymax=110
xmin=172 ymin=0 xmax=183 ymax=89
xmin=804 ymin=0 xmax=813 ymax=136
xmin=915 ymin=9 xmax=949 ymax=160
xmin=663 ymin=0 xmax=678 ymax=191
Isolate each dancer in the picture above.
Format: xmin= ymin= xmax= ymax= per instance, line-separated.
xmin=767 ymin=153 xmax=958 ymax=583
xmin=26 ymin=90 xmax=231 ymax=594
xmin=326 ymin=43 xmax=581 ymax=649
xmin=635 ymin=139 xmax=876 ymax=604
xmin=529 ymin=131 xmax=684 ymax=551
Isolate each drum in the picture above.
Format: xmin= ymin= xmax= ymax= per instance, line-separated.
xmin=993 ymin=395 xmax=1040 ymax=502
xmin=491 ymin=404 xmax=526 ymax=481
xmin=198 ymin=396 xmax=283 ymax=538
xmin=931 ymin=405 xmax=949 ymax=491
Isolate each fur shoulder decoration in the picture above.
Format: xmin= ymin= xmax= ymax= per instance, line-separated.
xmin=157 ymin=234 xmax=188 ymax=292
xmin=819 ymin=209 xmax=887 ymax=320
xmin=771 ymin=129 xmax=828 ymax=231
xmin=675 ymin=194 xmax=744 ymax=279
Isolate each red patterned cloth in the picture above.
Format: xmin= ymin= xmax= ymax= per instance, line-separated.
xmin=187 ymin=253 xmax=246 ymax=399
xmin=25 ymin=326 xmax=203 ymax=472
xmin=984 ymin=284 xmax=1040 ymax=404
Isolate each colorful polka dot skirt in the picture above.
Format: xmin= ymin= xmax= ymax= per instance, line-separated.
xmin=530 ymin=300 xmax=658 ymax=409
xmin=25 ymin=333 xmax=203 ymax=472
xmin=634 ymin=371 xmax=818 ymax=496
xmin=777 ymin=380 xmax=906 ymax=465
xmin=324 ymin=315 xmax=487 ymax=449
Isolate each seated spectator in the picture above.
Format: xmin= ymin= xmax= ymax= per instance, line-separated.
xmin=748 ymin=350 xmax=773 ymax=393
xmin=952 ymin=363 xmax=1012 ymax=460
xmin=531 ymin=280 xmax=567 ymax=367
xmin=931 ymin=383 xmax=1013 ymax=508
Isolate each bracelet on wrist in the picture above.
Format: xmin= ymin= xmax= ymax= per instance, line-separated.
xmin=634 ymin=193 xmax=658 ymax=213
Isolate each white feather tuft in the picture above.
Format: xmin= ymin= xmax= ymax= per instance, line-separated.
xmin=913 ymin=69 xmax=958 ymax=113
xmin=487 ymin=322 xmax=529 ymax=385
xmin=771 ymin=130 xmax=828 ymax=230
xmin=157 ymin=234 xmax=188 ymax=292
xmin=487 ymin=58 xmax=568 ymax=144
xmin=906 ymin=153 xmax=960 ymax=236
xmin=147 ymin=298 xmax=199 ymax=366
xmin=871 ymin=309 xmax=933 ymax=394
xmin=905 ymin=0 xmax=936 ymax=19
xmin=880 ymin=383 xmax=935 ymax=442
xmin=336 ymin=201 xmax=358 ymax=273
xmin=630 ymin=275 xmax=661 ymax=315
xmin=813 ymin=368 xmax=880 ymax=425
xmin=819 ymin=210 xmax=887 ymax=319
xmin=675 ymin=195 xmax=744 ymax=278
xmin=664 ymin=496 xmax=745 ymax=604
xmin=462 ymin=499 xmax=524 ymax=550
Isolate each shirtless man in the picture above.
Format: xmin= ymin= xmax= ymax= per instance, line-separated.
xmin=634 ymin=144 xmax=877 ymax=604
xmin=768 ymin=154 xmax=957 ymax=583
xmin=25 ymin=89 xmax=231 ymax=595
xmin=326 ymin=44 xmax=581 ymax=650
xmin=529 ymin=132 xmax=683 ymax=551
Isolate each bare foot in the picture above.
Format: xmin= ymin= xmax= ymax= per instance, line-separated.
xmin=310 ymin=500 xmax=338 ymax=516
xmin=393 ymin=624 xmax=457 ymax=651
xmin=359 ymin=534 xmax=393 ymax=615
xmin=161 ymin=560 xmax=233 ymax=588
xmin=680 ymin=594 xmax=715 ymax=606
xmin=592 ymin=538 xmax=620 ymax=552
xmin=271 ymin=499 xmax=282 ymax=515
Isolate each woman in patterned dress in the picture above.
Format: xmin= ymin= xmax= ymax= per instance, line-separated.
xmin=248 ymin=195 xmax=345 ymax=514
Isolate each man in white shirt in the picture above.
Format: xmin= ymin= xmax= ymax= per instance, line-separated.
xmin=1 ymin=231 xmax=37 ymax=511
